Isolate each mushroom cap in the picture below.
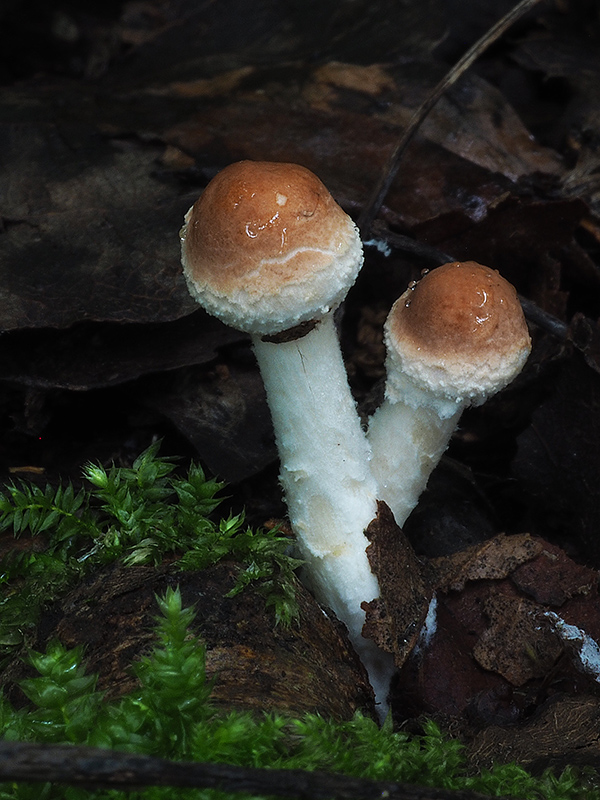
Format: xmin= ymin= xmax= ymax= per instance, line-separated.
xmin=385 ymin=261 xmax=531 ymax=414
xmin=180 ymin=160 xmax=363 ymax=335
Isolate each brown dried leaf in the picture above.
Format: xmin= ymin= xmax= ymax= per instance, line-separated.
xmin=375 ymin=68 xmax=562 ymax=183
xmin=108 ymin=0 xmax=446 ymax=90
xmin=311 ymin=62 xmax=397 ymax=98
xmin=425 ymin=75 xmax=562 ymax=181
xmin=362 ymin=502 xmax=431 ymax=668
xmin=432 ymin=532 xmax=543 ymax=593
xmin=472 ymin=591 xmax=561 ymax=686
xmin=0 ymin=314 xmax=243 ymax=390
xmin=0 ymin=124 xmax=195 ymax=329
xmin=511 ymin=540 xmax=598 ymax=607
xmin=165 ymin=96 xmax=515 ymax=230
xmin=394 ymin=535 xmax=600 ymax=722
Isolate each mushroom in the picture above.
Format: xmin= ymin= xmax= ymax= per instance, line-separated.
xmin=180 ymin=160 xmax=393 ymax=708
xmin=367 ymin=261 xmax=532 ymax=527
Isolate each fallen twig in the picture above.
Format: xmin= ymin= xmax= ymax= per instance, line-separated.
xmin=0 ymin=740 xmax=519 ymax=800
xmin=358 ymin=0 xmax=547 ymax=237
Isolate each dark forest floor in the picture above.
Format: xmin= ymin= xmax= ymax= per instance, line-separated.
xmin=2 ymin=0 xmax=600 ymax=781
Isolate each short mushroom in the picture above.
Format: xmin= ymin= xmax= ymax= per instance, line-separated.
xmin=367 ymin=261 xmax=532 ymax=527
xmin=180 ymin=160 xmax=393 ymax=708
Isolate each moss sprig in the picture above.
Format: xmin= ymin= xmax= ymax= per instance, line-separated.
xmin=0 ymin=443 xmax=301 ymax=661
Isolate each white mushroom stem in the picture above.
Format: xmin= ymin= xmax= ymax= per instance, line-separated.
xmin=368 ymin=388 xmax=461 ymax=528
xmin=252 ymin=313 xmax=395 ymax=709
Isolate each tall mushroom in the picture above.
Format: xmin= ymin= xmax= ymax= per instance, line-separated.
xmin=180 ymin=161 xmax=394 ymax=708
xmin=368 ymin=261 xmax=531 ymax=528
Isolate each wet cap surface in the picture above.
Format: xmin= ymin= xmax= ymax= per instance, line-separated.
xmin=181 ymin=161 xmax=363 ymax=335
xmin=385 ymin=261 xmax=532 ymax=410
xmin=391 ymin=261 xmax=527 ymax=360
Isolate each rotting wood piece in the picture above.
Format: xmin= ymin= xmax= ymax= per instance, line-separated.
xmin=3 ymin=560 xmax=376 ymax=721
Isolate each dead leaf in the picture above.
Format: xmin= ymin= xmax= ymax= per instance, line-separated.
xmin=393 ymin=587 xmax=516 ymax=723
xmin=312 ymin=62 xmax=397 ymax=96
xmin=107 ymin=0 xmax=446 ymax=90
xmin=473 ymin=591 xmax=561 ymax=686
xmin=362 ymin=502 xmax=431 ymax=669
xmin=511 ymin=540 xmax=598 ymax=606
xmin=432 ymin=533 xmax=543 ymax=592
xmin=393 ymin=534 xmax=600 ymax=722
xmin=377 ymin=68 xmax=562 ymax=182
xmin=0 ymin=124 xmax=196 ymax=329
xmin=0 ymin=313 xmax=243 ymax=390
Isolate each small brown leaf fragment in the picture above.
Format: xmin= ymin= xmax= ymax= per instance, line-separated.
xmin=311 ymin=62 xmax=397 ymax=97
xmin=159 ymin=144 xmax=196 ymax=170
xmin=167 ymin=67 xmax=255 ymax=98
xmin=511 ymin=540 xmax=598 ymax=607
xmin=432 ymin=533 xmax=543 ymax=593
xmin=473 ymin=592 xmax=561 ymax=686
xmin=362 ymin=502 xmax=431 ymax=668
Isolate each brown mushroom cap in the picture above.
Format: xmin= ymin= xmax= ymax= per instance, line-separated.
xmin=180 ymin=161 xmax=363 ymax=335
xmin=385 ymin=261 xmax=531 ymax=412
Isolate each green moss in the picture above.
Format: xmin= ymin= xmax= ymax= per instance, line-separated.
xmin=0 ymin=443 xmax=302 ymax=662
xmin=0 ymin=587 xmax=597 ymax=800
